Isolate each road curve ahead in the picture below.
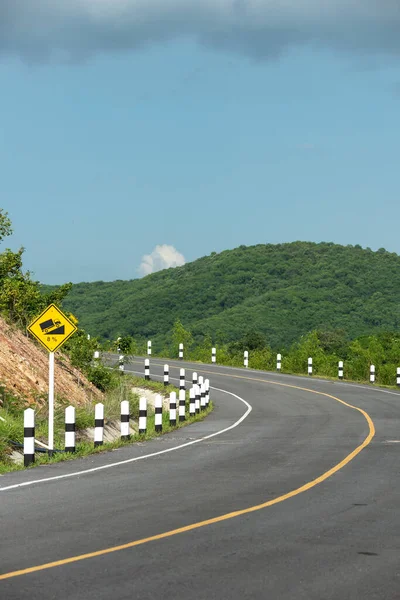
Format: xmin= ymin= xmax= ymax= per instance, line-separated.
xmin=0 ymin=359 xmax=399 ymax=599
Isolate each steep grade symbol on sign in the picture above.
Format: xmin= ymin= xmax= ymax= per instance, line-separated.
xmin=39 ymin=319 xmax=65 ymax=335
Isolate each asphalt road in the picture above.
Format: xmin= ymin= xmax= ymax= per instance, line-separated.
xmin=1 ymin=359 xmax=399 ymax=599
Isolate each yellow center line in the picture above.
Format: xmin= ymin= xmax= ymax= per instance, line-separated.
xmin=0 ymin=371 xmax=375 ymax=581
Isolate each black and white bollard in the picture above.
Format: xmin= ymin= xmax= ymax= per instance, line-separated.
xmin=338 ymin=361 xmax=344 ymax=380
xmin=65 ymin=406 xmax=76 ymax=453
xmin=147 ymin=340 xmax=152 ymax=356
xmin=145 ymin=358 xmax=150 ymax=381
xmin=93 ymin=350 xmax=100 ymax=363
xmin=179 ymin=368 xmax=185 ymax=391
xmin=277 ymin=353 xmax=282 ymax=371
xmin=120 ymin=400 xmax=130 ymax=441
xmin=205 ymin=379 xmax=210 ymax=406
xmin=192 ymin=371 xmax=198 ymax=386
xmin=94 ymin=403 xmax=104 ymax=447
xmin=244 ymin=350 xmax=249 ymax=368
xmin=119 ymin=354 xmax=125 ymax=374
xmin=370 ymin=365 xmax=375 ymax=384
xmin=189 ymin=387 xmax=196 ymax=416
xmin=155 ymin=394 xmax=163 ymax=433
xmin=139 ymin=397 xmax=147 ymax=434
xmin=194 ymin=385 xmax=200 ymax=414
xmin=198 ymin=377 xmax=204 ymax=409
xmin=179 ymin=343 xmax=184 ymax=360
xmin=169 ymin=392 xmax=177 ymax=426
xmin=397 ymin=367 xmax=400 ymax=387
xmin=164 ymin=364 xmax=169 ymax=387
xmin=308 ymin=357 xmax=313 ymax=376
xmin=200 ymin=384 xmax=206 ymax=411
xmin=179 ymin=389 xmax=186 ymax=422
xmin=212 ymin=347 xmax=216 ymax=364
xmin=24 ymin=407 xmax=35 ymax=467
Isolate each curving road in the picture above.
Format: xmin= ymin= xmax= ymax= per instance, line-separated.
xmin=0 ymin=359 xmax=399 ymax=599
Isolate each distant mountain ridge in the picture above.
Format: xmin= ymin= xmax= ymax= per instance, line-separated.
xmin=49 ymin=242 xmax=400 ymax=348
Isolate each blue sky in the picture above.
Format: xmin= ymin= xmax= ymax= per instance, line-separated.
xmin=1 ymin=1 xmax=400 ymax=284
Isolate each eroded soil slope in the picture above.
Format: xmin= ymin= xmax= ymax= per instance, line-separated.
xmin=0 ymin=318 xmax=102 ymax=406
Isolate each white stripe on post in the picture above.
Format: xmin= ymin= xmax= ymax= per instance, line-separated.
xmin=277 ymin=353 xmax=282 ymax=371
xmin=179 ymin=389 xmax=186 ymax=422
xmin=338 ymin=361 xmax=344 ymax=380
xmin=145 ymin=358 xmax=150 ymax=381
xmin=192 ymin=372 xmax=198 ymax=386
xmin=155 ymin=394 xmax=163 ymax=433
xmin=244 ymin=350 xmax=249 ymax=368
xmin=119 ymin=354 xmax=125 ymax=374
xmin=212 ymin=347 xmax=216 ymax=364
xmin=94 ymin=403 xmax=104 ymax=447
xmin=194 ymin=385 xmax=200 ymax=414
xmin=397 ymin=367 xmax=400 ymax=387
xmin=308 ymin=357 xmax=313 ymax=376
xmin=164 ymin=364 xmax=169 ymax=387
xmin=179 ymin=368 xmax=185 ymax=391
xmin=147 ymin=340 xmax=152 ymax=356
xmin=189 ymin=387 xmax=196 ymax=416
xmin=24 ymin=407 xmax=35 ymax=467
xmin=139 ymin=397 xmax=147 ymax=434
xmin=370 ymin=365 xmax=375 ymax=384
xmin=179 ymin=343 xmax=184 ymax=360
xmin=169 ymin=392 xmax=177 ymax=426
xmin=205 ymin=379 xmax=210 ymax=406
xmin=120 ymin=400 xmax=130 ymax=441
xmin=65 ymin=406 xmax=76 ymax=453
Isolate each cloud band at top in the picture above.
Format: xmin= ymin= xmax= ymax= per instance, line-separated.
xmin=1 ymin=1 xmax=400 ymax=63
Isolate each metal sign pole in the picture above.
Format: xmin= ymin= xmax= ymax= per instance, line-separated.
xmin=27 ymin=304 xmax=78 ymax=461
xmin=48 ymin=351 xmax=55 ymax=456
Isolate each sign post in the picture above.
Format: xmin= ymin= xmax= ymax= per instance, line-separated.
xmin=48 ymin=352 xmax=55 ymax=455
xmin=27 ymin=304 xmax=77 ymax=456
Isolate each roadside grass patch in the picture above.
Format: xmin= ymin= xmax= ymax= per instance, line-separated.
xmin=0 ymin=373 xmax=213 ymax=474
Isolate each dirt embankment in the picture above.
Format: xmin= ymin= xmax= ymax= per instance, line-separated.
xmin=0 ymin=318 xmax=102 ymax=407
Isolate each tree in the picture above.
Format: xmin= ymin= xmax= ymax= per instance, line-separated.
xmin=171 ymin=319 xmax=193 ymax=357
xmin=0 ymin=209 xmax=12 ymax=241
xmin=117 ymin=335 xmax=136 ymax=355
xmin=229 ymin=331 xmax=267 ymax=354
xmin=0 ymin=210 xmax=71 ymax=329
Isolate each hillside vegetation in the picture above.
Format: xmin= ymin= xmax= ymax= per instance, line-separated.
xmin=56 ymin=242 xmax=400 ymax=349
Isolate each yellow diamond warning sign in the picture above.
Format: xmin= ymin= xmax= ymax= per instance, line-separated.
xmin=27 ymin=304 xmax=77 ymax=353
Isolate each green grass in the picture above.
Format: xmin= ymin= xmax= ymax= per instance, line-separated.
xmin=0 ymin=373 xmax=213 ymax=474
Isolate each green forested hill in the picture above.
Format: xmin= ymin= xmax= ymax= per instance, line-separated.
xmin=51 ymin=242 xmax=400 ymax=349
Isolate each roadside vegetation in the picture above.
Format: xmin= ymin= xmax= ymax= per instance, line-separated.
xmin=105 ymin=322 xmax=400 ymax=389
xmin=0 ymin=371 xmax=213 ymax=474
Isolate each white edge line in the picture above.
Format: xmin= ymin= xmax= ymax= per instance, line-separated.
xmin=0 ymin=376 xmax=252 ymax=492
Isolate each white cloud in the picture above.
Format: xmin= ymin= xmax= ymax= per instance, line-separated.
xmin=1 ymin=1 xmax=400 ymax=62
xmin=139 ymin=244 xmax=186 ymax=276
